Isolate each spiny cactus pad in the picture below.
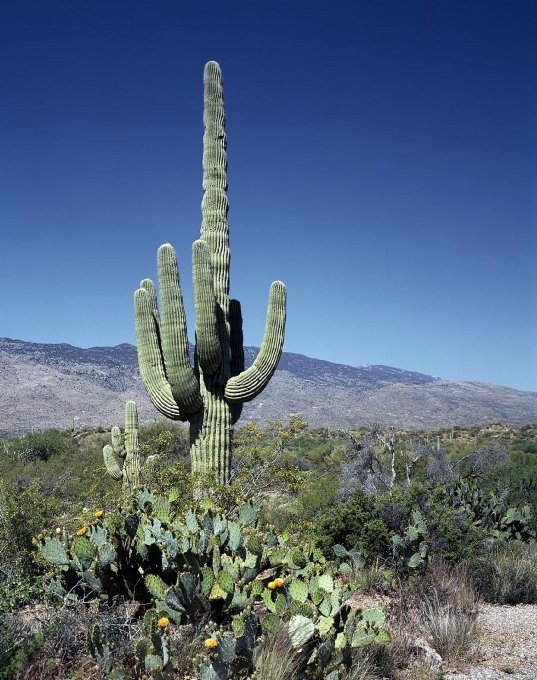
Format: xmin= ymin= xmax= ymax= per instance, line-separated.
xmin=289 ymin=579 xmax=309 ymax=603
xmin=39 ymin=537 xmax=69 ymax=565
xmin=145 ymin=574 xmax=167 ymax=601
xmin=288 ymin=615 xmax=315 ymax=648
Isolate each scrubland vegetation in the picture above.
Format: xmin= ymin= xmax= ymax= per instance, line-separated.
xmin=0 ymin=419 xmax=536 ymax=679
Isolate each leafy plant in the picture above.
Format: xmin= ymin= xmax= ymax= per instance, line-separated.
xmin=314 ymin=490 xmax=392 ymax=561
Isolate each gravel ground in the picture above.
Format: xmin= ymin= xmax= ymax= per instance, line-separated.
xmin=441 ymin=604 xmax=537 ymax=680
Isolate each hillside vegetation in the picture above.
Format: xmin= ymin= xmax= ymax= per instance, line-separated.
xmin=0 ymin=420 xmax=536 ymax=679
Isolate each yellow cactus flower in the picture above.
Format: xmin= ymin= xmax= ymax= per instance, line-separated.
xmin=157 ymin=617 xmax=169 ymax=628
xmin=95 ymin=510 xmax=104 ymax=518
xmin=55 ymin=527 xmax=62 ymax=534
xmin=204 ymin=638 xmax=218 ymax=649
xmin=268 ymin=578 xmax=285 ymax=589
xmin=76 ymin=527 xmax=87 ymax=536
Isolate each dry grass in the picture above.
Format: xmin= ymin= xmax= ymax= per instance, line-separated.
xmin=250 ymin=624 xmax=303 ymax=680
xmin=421 ymin=590 xmax=478 ymax=662
xmin=374 ymin=558 xmax=481 ymax=677
xmin=473 ymin=541 xmax=537 ymax=604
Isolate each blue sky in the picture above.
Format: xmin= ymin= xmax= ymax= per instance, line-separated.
xmin=1 ymin=1 xmax=536 ymax=392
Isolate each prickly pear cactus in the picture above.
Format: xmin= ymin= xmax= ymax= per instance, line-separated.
xmin=445 ymin=477 xmax=536 ymax=543
xmin=39 ymin=491 xmax=390 ymax=678
xmin=134 ymin=62 xmax=287 ymax=484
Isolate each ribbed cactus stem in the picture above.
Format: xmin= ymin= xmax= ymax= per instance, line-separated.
xmin=123 ymin=399 xmax=142 ymax=494
xmin=103 ymin=400 xmax=145 ymax=497
xmin=134 ymin=61 xmax=287 ymax=485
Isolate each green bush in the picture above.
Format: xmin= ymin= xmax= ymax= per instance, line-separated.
xmin=21 ymin=429 xmax=72 ymax=461
xmin=314 ymin=490 xmax=392 ymax=560
xmin=423 ymin=487 xmax=486 ymax=564
xmin=296 ymin=473 xmax=340 ymax=522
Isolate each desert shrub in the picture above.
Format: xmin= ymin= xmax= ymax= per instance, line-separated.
xmin=0 ymin=604 xmax=93 ymax=679
xmin=139 ymin=419 xmax=190 ymax=461
xmin=21 ymin=429 xmax=73 ymax=462
xmin=422 ymin=487 xmax=486 ymax=564
xmin=0 ymin=479 xmax=64 ymax=570
xmin=0 ymin=613 xmax=47 ymax=679
xmin=314 ymin=489 xmax=392 ymax=560
xmin=296 ymin=473 xmax=340 ymax=522
xmin=481 ymin=457 xmax=537 ymax=517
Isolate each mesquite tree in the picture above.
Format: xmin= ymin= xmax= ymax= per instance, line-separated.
xmin=134 ymin=61 xmax=287 ymax=484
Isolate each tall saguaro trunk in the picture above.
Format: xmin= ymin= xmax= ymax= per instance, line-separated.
xmin=134 ymin=62 xmax=287 ymax=485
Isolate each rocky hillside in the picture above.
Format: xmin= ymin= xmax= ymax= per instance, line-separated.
xmin=0 ymin=337 xmax=535 ymax=437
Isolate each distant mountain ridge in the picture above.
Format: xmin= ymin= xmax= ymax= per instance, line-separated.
xmin=0 ymin=337 xmax=535 ymax=437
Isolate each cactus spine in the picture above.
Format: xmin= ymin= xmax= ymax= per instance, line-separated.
xmin=103 ymin=400 xmax=143 ymax=495
xmin=134 ymin=61 xmax=286 ymax=484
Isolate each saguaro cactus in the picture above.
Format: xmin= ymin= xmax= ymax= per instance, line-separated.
xmin=103 ymin=400 xmax=144 ymax=495
xmin=134 ymin=61 xmax=287 ymax=484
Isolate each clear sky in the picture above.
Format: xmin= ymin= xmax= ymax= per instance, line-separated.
xmin=1 ymin=1 xmax=536 ymax=392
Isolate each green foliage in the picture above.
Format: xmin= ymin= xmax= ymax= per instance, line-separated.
xmin=314 ymin=489 xmax=392 ymax=560
xmin=0 ymin=618 xmax=47 ymax=679
xmin=420 ymin=488 xmax=485 ymax=564
xmin=3 ymin=421 xmax=537 ymax=677
xmin=0 ymin=479 xmax=63 ymax=572
xmin=297 ymin=474 xmax=340 ymax=522
xmin=11 ymin=429 xmax=72 ymax=462
xmin=440 ymin=477 xmax=536 ymax=543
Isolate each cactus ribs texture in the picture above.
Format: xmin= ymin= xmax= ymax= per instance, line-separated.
xmin=134 ymin=62 xmax=286 ymax=484
xmin=103 ymin=400 xmax=145 ymax=497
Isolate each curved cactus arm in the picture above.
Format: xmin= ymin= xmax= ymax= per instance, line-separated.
xmin=157 ymin=244 xmax=203 ymax=413
xmin=103 ymin=444 xmax=123 ymax=480
xmin=103 ymin=424 xmax=124 ymax=480
xmin=110 ymin=425 xmax=124 ymax=456
xmin=224 ymin=281 xmax=286 ymax=403
xmin=192 ymin=239 xmax=221 ymax=374
xmin=135 ymin=284 xmax=184 ymax=420
xmin=228 ymin=299 xmax=244 ymax=423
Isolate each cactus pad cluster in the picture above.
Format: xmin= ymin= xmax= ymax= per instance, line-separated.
xmin=38 ymin=490 xmax=390 ymax=679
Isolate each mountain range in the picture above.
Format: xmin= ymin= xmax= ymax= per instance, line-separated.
xmin=0 ymin=337 xmax=535 ymax=437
